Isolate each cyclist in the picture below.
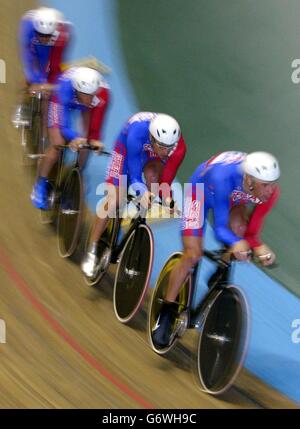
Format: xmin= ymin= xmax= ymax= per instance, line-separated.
xmin=31 ymin=66 xmax=110 ymax=210
xmin=13 ymin=7 xmax=72 ymax=125
xmin=152 ymin=151 xmax=281 ymax=347
xmin=81 ymin=111 xmax=187 ymax=279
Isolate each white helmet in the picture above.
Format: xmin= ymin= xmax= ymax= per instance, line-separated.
xmin=149 ymin=114 xmax=181 ymax=147
xmin=72 ymin=67 xmax=102 ymax=95
xmin=33 ymin=8 xmax=60 ymax=35
xmin=243 ymin=151 xmax=280 ymax=182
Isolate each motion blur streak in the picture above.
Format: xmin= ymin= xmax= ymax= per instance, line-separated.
xmin=0 ymin=244 xmax=154 ymax=409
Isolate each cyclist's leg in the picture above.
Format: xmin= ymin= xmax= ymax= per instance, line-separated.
xmin=166 ymin=175 xmax=205 ymax=302
xmin=31 ymin=127 xmax=64 ymax=210
xmin=38 ymin=97 xmax=67 ymax=178
xmin=90 ymin=136 xmax=128 ymax=243
xmin=91 ymin=184 xmax=126 ymax=242
xmin=166 ymin=236 xmax=203 ymax=302
xmin=152 ymin=236 xmax=203 ymax=347
xmin=31 ymin=101 xmax=65 ymax=210
xmin=38 ymin=127 xmax=64 ymax=177
xmin=152 ymin=177 xmax=204 ymax=346
xmin=81 ymin=138 xmax=128 ymax=277
xmin=81 ymin=185 xmax=127 ymax=278
xmin=41 ymin=93 xmax=50 ymax=139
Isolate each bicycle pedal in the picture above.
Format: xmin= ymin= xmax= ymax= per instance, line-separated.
xmin=125 ymin=268 xmax=140 ymax=278
xmin=176 ymin=311 xmax=189 ymax=337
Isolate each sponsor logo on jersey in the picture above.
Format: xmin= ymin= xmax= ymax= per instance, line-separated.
xmin=231 ymin=190 xmax=262 ymax=204
xmin=107 ymin=151 xmax=124 ymax=179
xmin=182 ymin=191 xmax=204 ymax=229
xmin=143 ymin=143 xmax=159 ymax=159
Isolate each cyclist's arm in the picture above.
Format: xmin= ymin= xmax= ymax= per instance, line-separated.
xmin=56 ymin=80 xmax=80 ymax=142
xmin=48 ymin=23 xmax=72 ymax=84
xmin=158 ymin=135 xmax=186 ymax=201
xmin=127 ymin=125 xmax=148 ymax=196
xmin=87 ymin=87 xmax=110 ymax=140
xmin=160 ymin=135 xmax=186 ymax=185
xmin=19 ymin=18 xmax=45 ymax=84
xmin=244 ymin=185 xmax=280 ymax=248
xmin=213 ymin=172 xmax=242 ymax=246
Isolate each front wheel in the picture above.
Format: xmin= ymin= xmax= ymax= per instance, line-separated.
xmin=196 ymin=285 xmax=250 ymax=395
xmin=57 ymin=168 xmax=83 ymax=258
xmin=113 ymin=224 xmax=154 ymax=323
xmin=147 ymin=252 xmax=192 ymax=355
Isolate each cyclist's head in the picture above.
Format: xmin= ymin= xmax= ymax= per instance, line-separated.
xmin=33 ymin=7 xmax=61 ymax=37
xmin=149 ymin=114 xmax=181 ymax=158
xmin=242 ymin=151 xmax=280 ymax=201
xmin=72 ymin=67 xmax=102 ymax=94
xmin=72 ymin=67 xmax=102 ymax=105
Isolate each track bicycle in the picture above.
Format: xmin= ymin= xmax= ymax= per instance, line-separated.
xmin=84 ymin=197 xmax=170 ymax=324
xmin=148 ymin=249 xmax=250 ymax=395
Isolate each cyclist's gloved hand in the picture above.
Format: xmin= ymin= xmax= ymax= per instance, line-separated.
xmin=253 ymin=244 xmax=276 ymax=266
xmin=229 ymin=239 xmax=251 ymax=262
xmin=89 ymin=139 xmax=105 ymax=154
xmin=140 ymin=190 xmax=154 ymax=210
xmin=164 ymin=196 xmax=175 ymax=209
xmin=162 ymin=196 xmax=181 ymax=217
xmin=29 ymin=83 xmax=55 ymax=97
xmin=69 ymin=137 xmax=87 ymax=152
xmin=29 ymin=83 xmax=44 ymax=93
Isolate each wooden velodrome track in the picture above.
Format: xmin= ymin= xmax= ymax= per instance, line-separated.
xmin=0 ymin=0 xmax=297 ymax=409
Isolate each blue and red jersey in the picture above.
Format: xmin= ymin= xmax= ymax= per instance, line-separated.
xmin=48 ymin=68 xmax=110 ymax=142
xmin=106 ymin=112 xmax=186 ymax=196
xmin=19 ymin=10 xmax=71 ymax=84
xmin=182 ymin=151 xmax=280 ymax=247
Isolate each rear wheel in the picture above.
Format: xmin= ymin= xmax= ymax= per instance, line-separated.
xmin=113 ymin=224 xmax=153 ymax=323
xmin=196 ymin=285 xmax=249 ymax=395
xmin=148 ymin=252 xmax=191 ymax=355
xmin=57 ymin=168 xmax=83 ymax=258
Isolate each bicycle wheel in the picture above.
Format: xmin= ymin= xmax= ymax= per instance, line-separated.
xmin=57 ymin=167 xmax=83 ymax=258
xmin=83 ymin=217 xmax=116 ymax=286
xmin=148 ymin=252 xmax=192 ymax=355
xmin=113 ymin=224 xmax=154 ymax=323
xmin=197 ymin=285 xmax=249 ymax=395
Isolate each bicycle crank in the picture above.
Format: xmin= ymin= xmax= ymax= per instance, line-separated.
xmin=175 ymin=310 xmax=189 ymax=338
xmin=98 ymin=247 xmax=112 ymax=272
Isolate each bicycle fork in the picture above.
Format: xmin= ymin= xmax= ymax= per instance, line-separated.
xmin=124 ymin=226 xmax=143 ymax=279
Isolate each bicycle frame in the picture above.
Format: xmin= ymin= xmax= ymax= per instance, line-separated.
xmin=110 ymin=202 xmax=147 ymax=264
xmin=186 ymin=249 xmax=232 ymax=328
